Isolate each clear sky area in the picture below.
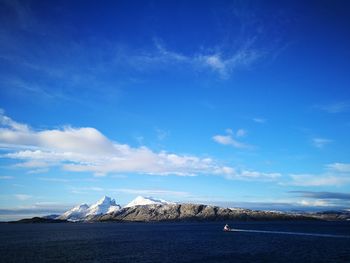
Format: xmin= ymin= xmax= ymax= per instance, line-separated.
xmin=0 ymin=0 xmax=350 ymax=220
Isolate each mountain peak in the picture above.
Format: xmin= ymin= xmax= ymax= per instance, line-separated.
xmin=77 ymin=203 xmax=89 ymax=209
xmin=96 ymin=196 xmax=115 ymax=205
xmin=87 ymin=196 xmax=120 ymax=216
xmin=125 ymin=196 xmax=173 ymax=208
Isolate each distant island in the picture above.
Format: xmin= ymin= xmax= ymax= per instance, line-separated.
xmin=6 ymin=196 xmax=350 ymax=223
xmin=10 ymin=217 xmax=68 ymax=224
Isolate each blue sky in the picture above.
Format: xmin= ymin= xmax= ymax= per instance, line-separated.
xmin=1 ymin=0 xmax=350 ymax=220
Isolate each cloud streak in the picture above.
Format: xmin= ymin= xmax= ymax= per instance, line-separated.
xmin=0 ymin=202 xmax=72 ymax=221
xmin=123 ymin=41 xmax=263 ymax=79
xmin=289 ymin=174 xmax=350 ymax=187
xmin=253 ymin=118 xmax=266 ymax=124
xmin=0 ymin=176 xmax=13 ymax=180
xmin=112 ymin=188 xmax=191 ymax=198
xmin=316 ymin=102 xmax=350 ymax=113
xmin=14 ymin=194 xmax=32 ymax=201
xmin=290 ymin=191 xmax=350 ymax=200
xmin=326 ymin=163 xmax=350 ymax=173
xmin=312 ymin=137 xmax=332 ymax=148
xmin=195 ymin=49 xmax=263 ymax=78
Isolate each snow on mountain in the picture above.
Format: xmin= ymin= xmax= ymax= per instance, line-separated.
xmin=57 ymin=203 xmax=89 ymax=221
xmin=58 ymin=196 xmax=121 ymax=221
xmin=124 ymin=196 xmax=173 ymax=208
xmin=85 ymin=196 xmax=121 ymax=216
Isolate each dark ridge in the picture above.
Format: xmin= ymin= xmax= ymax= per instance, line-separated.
xmin=9 ymin=217 xmax=68 ymax=223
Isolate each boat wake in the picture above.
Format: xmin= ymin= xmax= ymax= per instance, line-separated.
xmin=229 ymin=228 xmax=350 ymax=238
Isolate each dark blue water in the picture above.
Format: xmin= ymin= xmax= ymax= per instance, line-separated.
xmin=1 ymin=221 xmax=350 ymax=263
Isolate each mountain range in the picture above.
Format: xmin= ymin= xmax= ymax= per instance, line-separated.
xmin=9 ymin=196 xmax=350 ymax=223
xmin=57 ymin=196 xmax=121 ymax=221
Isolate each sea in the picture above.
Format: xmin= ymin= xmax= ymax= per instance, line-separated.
xmin=0 ymin=221 xmax=349 ymax=263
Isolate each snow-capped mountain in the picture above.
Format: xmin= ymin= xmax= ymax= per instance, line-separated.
xmin=58 ymin=196 xmax=121 ymax=221
xmin=57 ymin=203 xmax=89 ymax=221
xmin=124 ymin=196 xmax=173 ymax=208
xmin=85 ymin=196 xmax=121 ymax=216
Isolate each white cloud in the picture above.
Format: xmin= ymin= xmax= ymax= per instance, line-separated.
xmin=239 ymin=170 xmax=281 ymax=179
xmin=326 ymin=163 xmax=350 ymax=173
xmin=312 ymin=137 xmax=332 ymax=148
xmin=289 ymin=174 xmax=350 ymax=187
xmin=213 ymin=129 xmax=251 ymax=149
xmin=195 ymin=49 xmax=262 ymax=78
xmin=298 ymin=199 xmax=331 ymax=207
xmin=0 ymin=109 xmax=29 ymax=132
xmin=213 ymin=135 xmax=248 ymax=148
xmin=0 ymin=112 xmax=275 ymax=181
xmin=222 ymin=168 xmax=281 ymax=181
xmin=14 ymin=194 xmax=32 ymax=201
xmin=204 ymin=55 xmax=226 ymax=71
xmin=288 ymin=162 xmax=350 ymax=187
xmin=198 ymin=54 xmax=227 ymax=77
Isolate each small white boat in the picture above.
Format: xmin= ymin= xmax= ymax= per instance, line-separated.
xmin=223 ymin=224 xmax=231 ymax=232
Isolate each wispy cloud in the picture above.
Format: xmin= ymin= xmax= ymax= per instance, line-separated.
xmin=289 ymin=174 xmax=350 ymax=187
xmin=70 ymin=187 xmax=104 ymax=194
xmin=316 ymin=101 xmax=350 ymax=113
xmin=290 ymin=191 xmax=350 ymax=200
xmin=0 ymin=176 xmax=13 ymax=180
xmin=326 ymin=163 xmax=350 ymax=173
xmin=312 ymin=137 xmax=332 ymax=148
xmin=38 ymin=177 xmax=71 ymax=183
xmin=69 ymin=187 xmax=191 ymax=198
xmin=122 ymin=40 xmax=264 ymax=79
xmin=112 ymin=188 xmax=191 ymax=198
xmin=0 ymin=202 xmax=72 ymax=221
xmin=155 ymin=127 xmax=169 ymax=141
xmin=14 ymin=194 xmax=32 ymax=201
xmin=0 ymin=109 xmax=29 ymax=132
xmin=195 ymin=49 xmax=263 ymax=78
xmin=213 ymin=128 xmax=252 ymax=149
xmin=288 ymin=163 xmax=350 ymax=187
xmin=0 ymin=0 xmax=289 ymax=118
xmin=253 ymin=118 xmax=266 ymax=124
xmin=223 ymin=169 xmax=281 ymax=181
xmin=288 ymin=191 xmax=350 ymax=209
xmin=205 ymin=200 xmax=345 ymax=211
xmin=297 ymin=199 xmax=332 ymax=207
xmin=236 ymin=129 xmax=247 ymax=137
xmin=27 ymin=168 xmax=49 ymax=174
xmin=0 ymin=0 xmax=123 ymax=105
xmin=0 ymin=111 xmax=276 ymax=181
